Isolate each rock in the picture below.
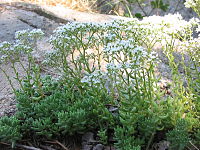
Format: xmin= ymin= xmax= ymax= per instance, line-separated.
xmin=153 ymin=141 xmax=170 ymax=150
xmin=108 ymin=106 xmax=118 ymax=113
xmin=82 ymin=145 xmax=93 ymax=150
xmin=4 ymin=105 xmax=17 ymax=116
xmin=0 ymin=9 xmax=34 ymax=42
xmin=82 ymin=132 xmax=95 ymax=143
xmin=0 ymin=95 xmax=4 ymax=101
xmin=0 ymin=4 xmax=60 ymax=42
xmin=93 ymin=144 xmax=104 ymax=150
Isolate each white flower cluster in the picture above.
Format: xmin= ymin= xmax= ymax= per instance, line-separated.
xmin=0 ymin=54 xmax=8 ymax=63
xmin=29 ymin=29 xmax=44 ymax=38
xmin=106 ymin=53 xmax=158 ymax=71
xmin=104 ymin=38 xmax=135 ymax=54
xmin=104 ymin=36 xmax=157 ymax=62
xmin=50 ymin=22 xmax=104 ymax=50
xmin=54 ymin=22 xmax=103 ymax=35
xmin=47 ymin=16 xmax=199 ymax=91
xmin=184 ymin=0 xmax=197 ymax=8
xmin=13 ymin=42 xmax=32 ymax=53
xmin=15 ymin=29 xmax=44 ymax=40
xmin=0 ymin=41 xmax=11 ymax=51
xmin=181 ymin=36 xmax=200 ymax=53
xmin=141 ymin=14 xmax=196 ymax=35
xmin=43 ymin=48 xmax=62 ymax=66
xmin=0 ymin=40 xmax=33 ymax=64
xmin=104 ymin=33 xmax=117 ymax=42
xmin=81 ymin=70 xmax=106 ymax=86
xmin=104 ymin=40 xmax=158 ymax=74
xmin=15 ymin=30 xmax=29 ymax=39
xmin=105 ymin=19 xmax=135 ymax=30
xmin=196 ymin=25 xmax=200 ymax=33
xmin=105 ymin=20 xmax=121 ymax=29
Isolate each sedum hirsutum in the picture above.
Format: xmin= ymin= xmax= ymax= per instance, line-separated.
xmin=0 ymin=13 xmax=199 ymax=149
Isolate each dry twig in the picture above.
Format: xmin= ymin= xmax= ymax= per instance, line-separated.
xmin=16 ymin=144 xmax=42 ymax=150
xmin=55 ymin=140 xmax=69 ymax=150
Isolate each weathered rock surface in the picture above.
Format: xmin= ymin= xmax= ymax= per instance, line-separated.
xmin=0 ymin=4 xmax=61 ymax=42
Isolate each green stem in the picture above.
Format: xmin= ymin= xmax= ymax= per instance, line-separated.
xmin=146 ymin=132 xmax=155 ymax=150
xmin=136 ymin=0 xmax=148 ymax=16
xmin=11 ymin=62 xmax=24 ymax=91
xmin=0 ymin=67 xmax=16 ymax=93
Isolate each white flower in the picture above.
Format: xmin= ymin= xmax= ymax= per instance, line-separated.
xmin=0 ymin=41 xmax=10 ymax=49
xmin=131 ymin=46 xmax=144 ymax=54
xmin=15 ymin=30 xmax=28 ymax=39
xmin=0 ymin=54 xmax=8 ymax=63
xmin=81 ymin=70 xmax=105 ymax=86
xmin=196 ymin=25 xmax=200 ymax=33
xmin=29 ymin=29 xmax=44 ymax=37
xmin=104 ymin=38 xmax=135 ymax=54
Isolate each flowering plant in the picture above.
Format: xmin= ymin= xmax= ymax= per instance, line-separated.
xmin=0 ymin=13 xmax=199 ymax=149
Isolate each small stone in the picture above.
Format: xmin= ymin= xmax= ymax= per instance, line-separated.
xmin=93 ymin=144 xmax=104 ymax=150
xmin=83 ymin=145 xmax=93 ymax=150
xmin=82 ymin=132 xmax=95 ymax=143
xmin=108 ymin=106 xmax=118 ymax=112
xmin=154 ymin=141 xmax=170 ymax=150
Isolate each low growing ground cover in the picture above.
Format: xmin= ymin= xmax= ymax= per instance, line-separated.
xmin=0 ymin=1 xmax=199 ymax=149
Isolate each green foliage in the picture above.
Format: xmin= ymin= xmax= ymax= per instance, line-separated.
xmin=57 ymin=109 xmax=87 ymax=135
xmin=138 ymin=117 xmax=157 ymax=138
xmin=107 ymin=0 xmax=170 ymax=18
xmin=97 ymin=129 xmax=108 ymax=145
xmin=134 ymin=13 xmax=144 ymax=19
xmin=194 ymin=129 xmax=200 ymax=144
xmin=114 ymin=127 xmax=142 ymax=150
xmin=14 ymin=78 xmax=116 ymax=139
xmin=0 ymin=116 xmax=22 ymax=148
xmin=167 ymin=119 xmax=190 ymax=150
xmin=151 ymin=0 xmax=169 ymax=12
xmin=0 ymin=13 xmax=199 ymax=149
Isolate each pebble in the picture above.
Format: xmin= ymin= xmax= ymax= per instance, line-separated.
xmin=93 ymin=144 xmax=104 ymax=150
